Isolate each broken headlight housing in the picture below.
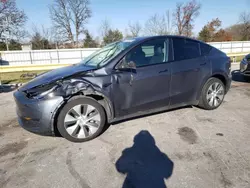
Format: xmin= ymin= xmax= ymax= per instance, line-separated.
xmin=26 ymin=84 xmax=59 ymax=99
xmin=240 ymin=58 xmax=248 ymax=72
xmin=25 ymin=79 xmax=89 ymax=99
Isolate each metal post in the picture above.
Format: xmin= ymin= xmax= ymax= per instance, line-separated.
xmin=29 ymin=51 xmax=33 ymax=64
xmin=49 ymin=51 xmax=52 ymax=64
xmin=57 ymin=50 xmax=60 ymax=64
xmin=231 ymin=42 xmax=233 ymax=53
xmin=5 ymin=37 xmax=9 ymax=51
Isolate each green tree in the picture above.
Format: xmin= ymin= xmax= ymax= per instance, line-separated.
xmin=0 ymin=40 xmax=21 ymax=51
xmin=83 ymin=31 xmax=98 ymax=48
xmin=9 ymin=39 xmax=21 ymax=50
xmin=103 ymin=29 xmax=123 ymax=45
xmin=0 ymin=42 xmax=6 ymax=51
xmin=198 ymin=26 xmax=211 ymax=42
xmin=31 ymin=32 xmax=50 ymax=50
xmin=198 ymin=18 xmax=232 ymax=42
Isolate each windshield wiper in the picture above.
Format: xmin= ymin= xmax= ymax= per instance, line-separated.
xmin=96 ymin=44 xmax=119 ymax=68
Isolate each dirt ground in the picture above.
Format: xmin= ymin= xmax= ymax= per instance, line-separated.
xmin=0 ymin=64 xmax=250 ymax=188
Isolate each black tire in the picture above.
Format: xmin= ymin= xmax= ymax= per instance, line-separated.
xmin=198 ymin=77 xmax=225 ymax=110
xmin=57 ymin=96 xmax=106 ymax=142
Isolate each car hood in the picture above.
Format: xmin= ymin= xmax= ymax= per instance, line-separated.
xmin=19 ymin=64 xmax=96 ymax=91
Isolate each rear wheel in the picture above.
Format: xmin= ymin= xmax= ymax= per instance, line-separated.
xmin=198 ymin=78 xmax=225 ymax=110
xmin=57 ymin=96 xmax=106 ymax=142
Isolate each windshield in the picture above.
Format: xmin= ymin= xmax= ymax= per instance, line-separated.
xmin=80 ymin=40 xmax=135 ymax=67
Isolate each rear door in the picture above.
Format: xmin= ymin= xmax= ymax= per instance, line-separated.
xmin=170 ymin=38 xmax=207 ymax=106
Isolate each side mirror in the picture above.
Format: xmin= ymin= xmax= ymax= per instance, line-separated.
xmin=117 ymin=58 xmax=136 ymax=70
xmin=127 ymin=61 xmax=136 ymax=69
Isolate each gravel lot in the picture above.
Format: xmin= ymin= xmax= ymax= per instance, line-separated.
xmin=0 ymin=64 xmax=250 ymax=188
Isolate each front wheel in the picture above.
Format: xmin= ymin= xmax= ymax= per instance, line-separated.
xmin=198 ymin=78 xmax=225 ymax=110
xmin=57 ymin=96 xmax=106 ymax=142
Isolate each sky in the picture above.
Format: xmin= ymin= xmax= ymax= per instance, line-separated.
xmin=16 ymin=0 xmax=250 ymax=38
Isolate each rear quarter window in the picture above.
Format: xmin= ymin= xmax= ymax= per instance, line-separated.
xmin=200 ymin=43 xmax=212 ymax=56
xmin=209 ymin=47 xmax=226 ymax=57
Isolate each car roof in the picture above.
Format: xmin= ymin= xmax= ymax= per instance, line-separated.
xmin=125 ymin=35 xmax=207 ymax=44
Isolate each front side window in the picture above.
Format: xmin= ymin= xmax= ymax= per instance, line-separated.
xmin=123 ymin=38 xmax=168 ymax=68
xmin=173 ymin=38 xmax=201 ymax=61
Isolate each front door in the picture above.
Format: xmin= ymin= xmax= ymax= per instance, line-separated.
xmin=112 ymin=38 xmax=171 ymax=117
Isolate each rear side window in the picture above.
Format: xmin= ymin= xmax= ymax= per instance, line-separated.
xmin=200 ymin=43 xmax=212 ymax=56
xmin=172 ymin=38 xmax=200 ymax=61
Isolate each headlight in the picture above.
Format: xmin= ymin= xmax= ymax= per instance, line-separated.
xmin=35 ymin=86 xmax=58 ymax=99
xmin=240 ymin=60 xmax=248 ymax=72
xmin=26 ymin=84 xmax=59 ymax=99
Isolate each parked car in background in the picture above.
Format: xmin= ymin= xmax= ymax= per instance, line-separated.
xmin=240 ymin=54 xmax=250 ymax=81
xmin=13 ymin=36 xmax=232 ymax=142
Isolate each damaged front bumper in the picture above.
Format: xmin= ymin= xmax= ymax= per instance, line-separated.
xmin=13 ymin=90 xmax=64 ymax=136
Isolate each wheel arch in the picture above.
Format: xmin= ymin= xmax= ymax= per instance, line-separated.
xmin=211 ymin=74 xmax=227 ymax=88
xmin=196 ymin=73 xmax=228 ymax=103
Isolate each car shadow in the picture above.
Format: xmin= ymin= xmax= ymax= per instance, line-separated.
xmin=115 ymin=130 xmax=174 ymax=188
xmin=231 ymin=70 xmax=250 ymax=83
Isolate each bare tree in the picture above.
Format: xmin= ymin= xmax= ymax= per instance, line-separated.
xmin=144 ymin=12 xmax=172 ymax=36
xmin=51 ymin=26 xmax=66 ymax=48
xmin=239 ymin=11 xmax=250 ymax=40
xmin=49 ymin=0 xmax=91 ymax=47
xmin=31 ymin=24 xmax=51 ymax=41
xmin=68 ymin=0 xmax=91 ymax=46
xmin=99 ymin=19 xmax=111 ymax=38
xmin=0 ymin=0 xmax=27 ymax=41
xmin=173 ymin=0 xmax=201 ymax=36
xmin=128 ymin=21 xmax=142 ymax=37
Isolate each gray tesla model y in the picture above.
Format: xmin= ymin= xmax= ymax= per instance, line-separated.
xmin=14 ymin=36 xmax=232 ymax=142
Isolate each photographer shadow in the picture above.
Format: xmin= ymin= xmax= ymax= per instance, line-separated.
xmin=116 ymin=130 xmax=174 ymax=188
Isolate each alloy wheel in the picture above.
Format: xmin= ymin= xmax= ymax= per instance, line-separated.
xmin=206 ymin=82 xmax=225 ymax=107
xmin=64 ymin=104 xmax=101 ymax=138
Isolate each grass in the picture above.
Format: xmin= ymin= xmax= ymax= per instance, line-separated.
xmin=230 ymin=55 xmax=244 ymax=62
xmin=0 ymin=70 xmax=48 ymax=84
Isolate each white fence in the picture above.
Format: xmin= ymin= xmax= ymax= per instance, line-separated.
xmin=208 ymin=41 xmax=250 ymax=53
xmin=0 ymin=41 xmax=250 ymax=66
xmin=0 ymin=48 xmax=99 ymax=66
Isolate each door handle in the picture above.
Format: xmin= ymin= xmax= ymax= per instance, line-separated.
xmin=200 ymin=62 xmax=207 ymax=66
xmin=159 ymin=69 xmax=168 ymax=73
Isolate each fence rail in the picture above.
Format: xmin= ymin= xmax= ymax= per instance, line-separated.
xmin=208 ymin=41 xmax=250 ymax=53
xmin=0 ymin=48 xmax=99 ymax=66
xmin=0 ymin=41 xmax=250 ymax=66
